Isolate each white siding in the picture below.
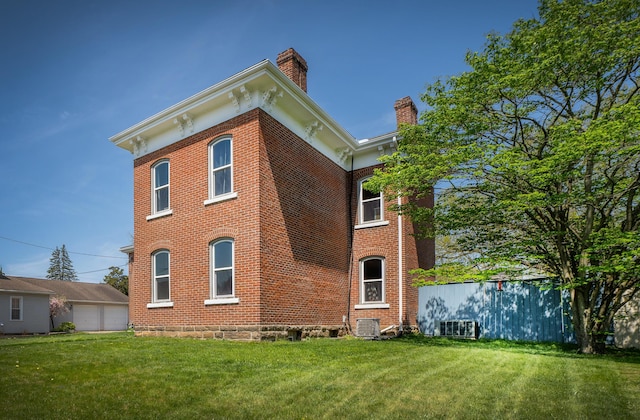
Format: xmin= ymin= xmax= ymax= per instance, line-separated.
xmin=0 ymin=293 xmax=50 ymax=334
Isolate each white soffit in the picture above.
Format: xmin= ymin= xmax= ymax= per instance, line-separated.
xmin=109 ymin=59 xmax=397 ymax=169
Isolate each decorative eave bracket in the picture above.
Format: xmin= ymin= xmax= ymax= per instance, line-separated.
xmin=336 ymin=147 xmax=353 ymax=165
xmin=173 ymin=113 xmax=194 ymax=138
xmin=228 ymin=85 xmax=253 ymax=113
xmin=261 ymin=86 xmax=283 ymax=111
xmin=129 ymin=135 xmax=147 ymax=157
xmin=304 ymin=120 xmax=323 ymax=144
xmin=377 ymin=140 xmax=397 ymax=157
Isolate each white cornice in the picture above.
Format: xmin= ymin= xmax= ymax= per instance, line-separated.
xmin=109 ymin=59 xmax=397 ymax=169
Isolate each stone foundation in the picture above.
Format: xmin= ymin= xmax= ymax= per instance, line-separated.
xmin=133 ymin=324 xmax=345 ymax=341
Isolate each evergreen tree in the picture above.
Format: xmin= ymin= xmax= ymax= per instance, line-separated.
xmin=46 ymin=247 xmax=62 ymax=280
xmin=46 ymin=244 xmax=78 ymax=281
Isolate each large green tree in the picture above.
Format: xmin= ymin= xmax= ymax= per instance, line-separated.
xmin=46 ymin=244 xmax=78 ymax=282
xmin=103 ymin=266 xmax=128 ymax=296
xmin=369 ymin=0 xmax=640 ymax=353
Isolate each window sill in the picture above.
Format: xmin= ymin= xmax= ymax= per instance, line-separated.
xmin=147 ymin=301 xmax=174 ymax=309
xmin=204 ymin=192 xmax=238 ymax=206
xmin=146 ymin=209 xmax=173 ymax=221
xmin=354 ymin=220 xmax=389 ymax=229
xmin=204 ymin=297 xmax=240 ymax=305
xmin=354 ymin=303 xmax=390 ymax=310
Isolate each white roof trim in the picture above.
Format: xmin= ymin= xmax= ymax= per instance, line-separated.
xmin=110 ymin=59 xmax=397 ymax=170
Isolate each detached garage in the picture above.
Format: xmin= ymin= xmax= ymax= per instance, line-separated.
xmin=15 ymin=276 xmax=129 ymax=332
xmin=73 ymin=303 xmax=129 ymax=331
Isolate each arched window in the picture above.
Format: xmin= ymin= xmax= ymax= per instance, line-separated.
xmin=360 ymin=257 xmax=384 ymax=303
xmin=152 ymin=250 xmax=170 ymax=302
xmin=209 ymin=137 xmax=233 ymax=198
xmin=358 ymin=177 xmax=383 ymax=224
xmin=152 ymin=160 xmax=170 ymax=213
xmin=211 ymin=239 xmax=234 ymax=298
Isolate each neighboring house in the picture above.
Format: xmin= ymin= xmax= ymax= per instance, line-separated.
xmin=615 ymin=295 xmax=640 ymax=349
xmin=1 ymin=276 xmax=129 ymax=333
xmin=0 ymin=275 xmax=51 ymax=334
xmin=111 ymin=48 xmax=434 ymax=340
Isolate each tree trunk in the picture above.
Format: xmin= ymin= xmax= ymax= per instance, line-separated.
xmin=570 ymin=286 xmax=606 ymax=354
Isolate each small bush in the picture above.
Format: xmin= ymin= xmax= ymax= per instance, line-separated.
xmin=53 ymin=322 xmax=76 ymax=332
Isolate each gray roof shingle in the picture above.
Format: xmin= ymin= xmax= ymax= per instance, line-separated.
xmin=1 ymin=276 xmax=128 ymax=304
xmin=0 ymin=275 xmax=53 ymax=295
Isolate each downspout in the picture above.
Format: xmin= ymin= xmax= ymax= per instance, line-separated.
xmin=398 ymin=194 xmax=404 ymax=332
xmin=345 ymin=154 xmax=355 ymax=334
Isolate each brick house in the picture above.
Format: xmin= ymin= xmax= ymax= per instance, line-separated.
xmin=111 ymin=48 xmax=434 ymax=340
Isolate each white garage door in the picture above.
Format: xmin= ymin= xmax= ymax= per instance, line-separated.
xmin=104 ymin=305 xmax=128 ymax=331
xmin=73 ymin=305 xmax=100 ymax=331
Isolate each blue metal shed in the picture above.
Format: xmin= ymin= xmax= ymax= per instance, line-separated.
xmin=417 ymin=280 xmax=574 ymax=343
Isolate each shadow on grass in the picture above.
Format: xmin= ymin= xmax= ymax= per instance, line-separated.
xmin=395 ymin=332 xmax=640 ymax=363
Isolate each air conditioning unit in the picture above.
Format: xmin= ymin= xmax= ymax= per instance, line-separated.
xmin=356 ymin=318 xmax=380 ymax=338
xmin=434 ymin=320 xmax=478 ymax=339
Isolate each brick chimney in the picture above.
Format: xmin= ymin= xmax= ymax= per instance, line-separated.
xmin=394 ymin=96 xmax=418 ymax=126
xmin=277 ymin=48 xmax=308 ymax=92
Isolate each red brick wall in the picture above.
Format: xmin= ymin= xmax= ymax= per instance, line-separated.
xmin=129 ymin=109 xmax=352 ymax=333
xmin=130 ymin=110 xmax=263 ymax=329
xmin=349 ymin=166 xmax=400 ymax=329
xmin=258 ymin=111 xmax=350 ymax=325
xmin=347 ymin=166 xmax=429 ymax=331
xmin=127 ymin=107 xmax=430 ymax=336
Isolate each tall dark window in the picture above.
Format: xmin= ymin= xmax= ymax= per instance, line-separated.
xmin=361 ymin=257 xmax=384 ymax=303
xmin=211 ymin=239 xmax=234 ymax=298
xmin=359 ymin=178 xmax=382 ymax=223
xmin=210 ymin=138 xmax=232 ymax=198
xmin=152 ymin=160 xmax=170 ymax=213
xmin=153 ymin=250 xmax=170 ymax=302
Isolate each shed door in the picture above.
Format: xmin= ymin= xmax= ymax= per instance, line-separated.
xmin=104 ymin=305 xmax=128 ymax=330
xmin=73 ymin=305 xmax=100 ymax=331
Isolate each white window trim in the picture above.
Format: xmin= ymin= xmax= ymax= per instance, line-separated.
xmin=360 ymin=257 xmax=385 ymax=304
xmin=146 ymin=209 xmax=173 ymax=221
xmin=152 ymin=250 xmax=171 ymax=304
xmin=354 ymin=303 xmax=390 ymax=310
xmin=354 ymin=220 xmax=390 ymax=230
xmin=358 ymin=177 xmax=385 ymax=225
xmin=147 ymin=302 xmax=174 ymax=309
xmin=204 ymin=192 xmax=238 ymax=206
xmin=209 ymin=137 xmax=234 ymax=200
xmin=10 ymin=296 xmax=23 ymax=321
xmin=210 ymin=239 xmax=236 ymax=300
xmin=204 ymin=297 xmax=240 ymax=306
xmin=151 ymin=160 xmax=170 ymax=215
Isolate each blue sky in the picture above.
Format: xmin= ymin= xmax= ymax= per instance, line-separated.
xmin=0 ymin=0 xmax=539 ymax=282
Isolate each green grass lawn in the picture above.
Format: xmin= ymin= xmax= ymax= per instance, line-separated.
xmin=1 ymin=333 xmax=639 ymax=419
